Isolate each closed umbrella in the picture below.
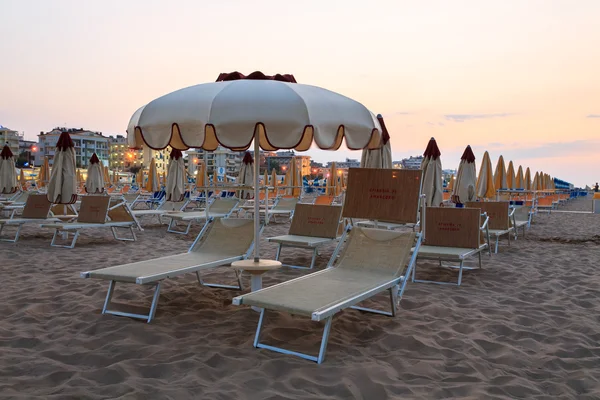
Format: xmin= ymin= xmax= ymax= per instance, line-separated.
xmin=136 ymin=167 xmax=144 ymax=187
xmin=195 ymin=160 xmax=205 ymax=187
xmin=421 ymin=138 xmax=443 ymax=207
xmin=494 ymin=155 xmax=507 ymax=190
xmin=476 ymin=151 xmax=495 ymax=199
xmin=327 ymin=162 xmax=339 ymax=196
xmin=47 ymin=132 xmax=77 ymax=204
xmin=516 ymin=166 xmax=525 ymax=190
xmin=0 ymin=145 xmax=18 ymax=195
xmin=289 ymin=157 xmax=301 ymax=197
xmin=236 ymin=151 xmax=254 ymax=199
xmin=271 ymin=169 xmax=277 ymax=188
xmin=166 ymin=149 xmax=186 ymax=201
xmin=360 ymin=114 xmax=392 ymax=168
xmin=452 ymin=145 xmax=477 ymax=204
xmin=38 ymin=157 xmax=50 ymax=188
xmin=506 ymin=161 xmax=516 ymax=190
xmin=126 ymin=70 xmax=383 ymax=264
xmin=85 ymin=153 xmax=104 ymax=193
xmin=532 ymin=172 xmax=540 ymax=191
xmin=263 ymin=169 xmax=268 ymax=186
xmin=447 ymin=175 xmax=455 ymax=192
xmin=19 ymin=169 xmax=27 ymax=191
xmin=112 ymin=170 xmax=118 ymax=186
xmin=539 ymin=171 xmax=545 ymax=190
xmin=525 ymin=167 xmax=532 ymax=190
xmin=103 ymin=165 xmax=111 ymax=184
xmin=145 ymin=158 xmax=159 ymax=192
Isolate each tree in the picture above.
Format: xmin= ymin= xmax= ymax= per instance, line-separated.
xmin=268 ymin=160 xmax=281 ymax=174
xmin=129 ymin=164 xmax=143 ymax=175
xmin=15 ymin=151 xmax=31 ymax=168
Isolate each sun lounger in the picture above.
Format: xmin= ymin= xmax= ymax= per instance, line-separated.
xmin=466 ymin=201 xmax=514 ymax=253
xmin=411 ymin=207 xmax=490 ymax=286
xmin=269 ymin=203 xmax=343 ymax=269
xmin=165 ymin=197 xmax=240 ymax=234
xmin=234 ymin=228 xmax=420 ymax=363
xmin=132 ymin=200 xmax=189 ymax=225
xmin=245 ymin=196 xmax=299 ymax=223
xmin=41 ymin=195 xmax=138 ymax=248
xmin=233 ymin=168 xmax=425 ymax=364
xmin=81 ymin=218 xmax=257 ymax=322
xmin=512 ymin=204 xmax=533 ymax=237
xmin=536 ymin=196 xmax=555 ymax=213
xmin=0 ymin=194 xmax=61 ymax=242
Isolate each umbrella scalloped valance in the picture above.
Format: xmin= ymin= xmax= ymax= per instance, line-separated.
xmin=127 ymin=73 xmax=382 ymax=152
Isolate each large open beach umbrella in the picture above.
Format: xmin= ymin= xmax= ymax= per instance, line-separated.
xmin=145 ymin=158 xmax=160 ymax=192
xmin=47 ymin=132 xmax=77 ymax=204
xmin=494 ymin=155 xmax=507 ymax=190
xmin=452 ymin=145 xmax=477 ymax=204
xmin=360 ymin=114 xmax=392 ymax=168
xmin=237 ymin=151 xmax=254 ymax=199
xmin=165 ymin=149 xmax=186 ymax=201
xmin=506 ymin=161 xmax=516 ymax=190
xmin=476 ymin=151 xmax=495 ymax=199
xmin=421 ymin=138 xmax=443 ymax=207
xmin=127 ymin=71 xmax=383 ymax=263
xmin=85 ymin=153 xmax=104 ymax=193
xmin=0 ymin=145 xmax=18 ymax=195
xmin=525 ymin=167 xmax=532 ymax=190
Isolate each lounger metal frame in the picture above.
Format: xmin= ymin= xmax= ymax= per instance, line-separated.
xmin=412 ymin=213 xmax=491 ymax=286
xmin=273 ymin=241 xmax=328 ymax=270
xmin=0 ymin=222 xmax=24 ymax=242
xmin=236 ymin=229 xmax=423 ymax=364
xmin=50 ymin=223 xmax=137 ymax=248
xmin=166 ymin=200 xmax=239 ymax=234
xmin=82 ymin=218 xmax=259 ymax=323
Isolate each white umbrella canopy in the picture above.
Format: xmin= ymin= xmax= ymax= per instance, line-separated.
xmin=236 ymin=151 xmax=254 ymax=199
xmin=360 ymin=114 xmax=392 ymax=168
xmin=0 ymin=145 xmax=18 ymax=195
xmin=420 ymin=138 xmax=444 ymax=207
xmin=451 ymin=145 xmax=477 ymax=204
xmin=84 ymin=153 xmax=104 ymax=194
xmin=47 ymin=132 xmax=78 ymax=204
xmin=126 ymin=71 xmax=384 ymax=263
xmin=165 ymin=149 xmax=186 ymax=201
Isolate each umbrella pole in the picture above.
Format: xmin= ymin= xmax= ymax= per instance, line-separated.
xmin=253 ymin=139 xmax=260 ymax=262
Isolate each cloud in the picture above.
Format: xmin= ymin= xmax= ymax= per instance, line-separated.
xmin=482 ymin=139 xmax=600 ymax=160
xmin=586 ymin=114 xmax=600 ymax=118
xmin=444 ymin=113 xmax=513 ymax=122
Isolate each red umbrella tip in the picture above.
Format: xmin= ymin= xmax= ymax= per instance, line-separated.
xmin=0 ymin=144 xmax=13 ymax=159
xmin=216 ymin=71 xmax=297 ymax=83
xmin=376 ymin=115 xmax=391 ymax=145
xmin=56 ymin=132 xmax=75 ymax=150
xmin=423 ymin=138 xmax=441 ymax=159
xmin=89 ymin=153 xmax=100 ymax=164
xmin=242 ymin=151 xmax=254 ymax=165
xmin=170 ymin=149 xmax=183 ymax=159
xmin=460 ymin=145 xmax=476 ymax=163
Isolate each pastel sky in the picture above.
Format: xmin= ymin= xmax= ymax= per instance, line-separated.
xmin=1 ymin=0 xmax=598 ymax=187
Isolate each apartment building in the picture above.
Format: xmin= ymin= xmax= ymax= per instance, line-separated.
xmin=37 ymin=128 xmax=110 ymax=167
xmin=264 ymin=150 xmax=311 ymax=176
xmin=0 ymin=125 xmax=21 ymax=155
xmin=188 ymin=146 xmax=245 ymax=177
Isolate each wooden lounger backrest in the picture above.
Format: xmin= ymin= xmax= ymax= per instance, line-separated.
xmin=21 ymin=194 xmax=52 ymax=219
xmin=465 ymin=201 xmax=509 ymax=230
xmin=289 ymin=204 xmax=342 ymax=239
xmin=314 ymin=195 xmax=334 ymax=205
xmin=537 ymin=197 xmax=553 ymax=206
xmin=77 ymin=195 xmax=110 ymax=223
xmin=424 ymin=207 xmax=481 ymax=249
xmin=343 ymin=168 xmax=421 ymax=224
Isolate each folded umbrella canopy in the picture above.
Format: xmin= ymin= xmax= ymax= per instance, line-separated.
xmin=136 ymin=167 xmax=144 ymax=187
xmin=289 ymin=157 xmax=301 ymax=197
xmin=476 ymin=151 xmax=496 ymax=199
xmin=494 ymin=155 xmax=507 ymax=190
xmin=146 ymin=158 xmax=159 ymax=192
xmin=47 ymin=132 xmax=77 ymax=204
xmin=0 ymin=145 xmax=18 ymax=195
xmin=271 ymin=169 xmax=277 ymax=188
xmin=127 ymin=71 xmax=383 ymax=263
xmin=447 ymin=174 xmax=455 ymax=192
xmin=195 ymin=160 xmax=205 ymax=187
xmin=166 ymin=149 xmax=186 ymax=201
xmin=532 ymin=172 xmax=540 ymax=191
xmin=506 ymin=161 xmax=516 ymax=190
xmin=420 ymin=138 xmax=443 ymax=207
xmin=19 ymin=168 xmax=27 ymax=191
xmin=516 ymin=165 xmax=525 ymax=190
xmin=85 ymin=153 xmax=104 ymax=193
xmin=360 ymin=114 xmax=392 ymax=168
xmin=38 ymin=157 xmax=50 ymax=188
xmin=236 ymin=151 xmax=254 ymax=199
xmin=327 ymin=161 xmax=338 ymax=196
xmin=525 ymin=167 xmax=532 ymax=190
xmin=452 ymin=145 xmax=477 ymax=204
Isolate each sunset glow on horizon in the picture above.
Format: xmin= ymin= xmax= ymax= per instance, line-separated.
xmin=1 ymin=0 xmax=598 ymax=186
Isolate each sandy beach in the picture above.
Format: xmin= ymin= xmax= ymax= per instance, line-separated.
xmin=1 ymin=197 xmax=600 ymax=399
